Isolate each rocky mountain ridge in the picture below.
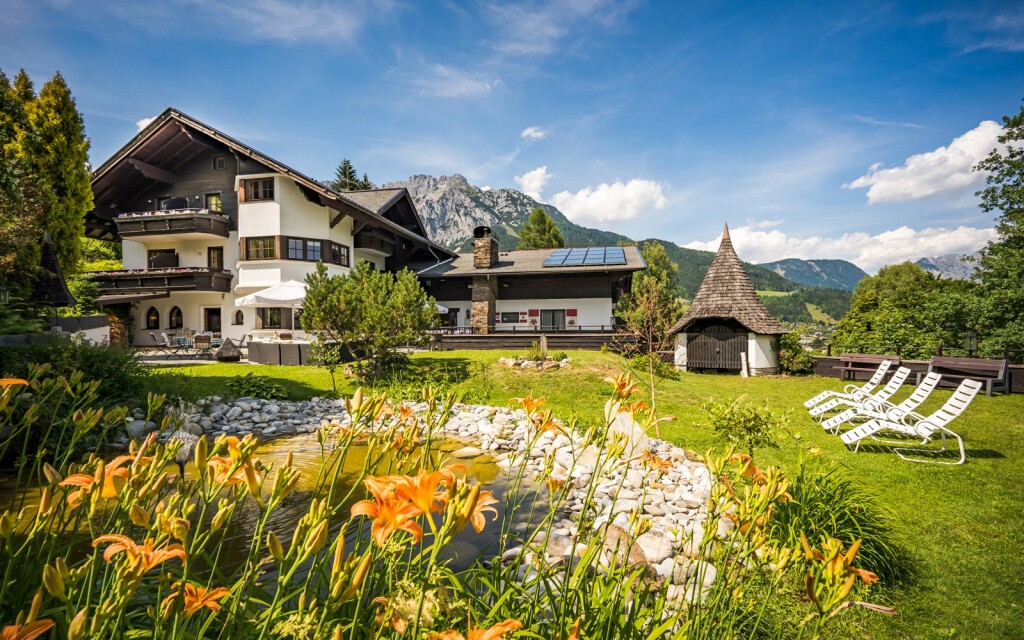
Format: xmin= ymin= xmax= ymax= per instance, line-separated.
xmin=915 ymin=252 xmax=982 ymax=280
xmin=757 ymin=258 xmax=867 ymax=292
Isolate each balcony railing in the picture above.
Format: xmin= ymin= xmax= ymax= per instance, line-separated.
xmin=114 ymin=209 xmax=230 ymax=239
xmin=353 ymin=232 xmax=395 ymax=256
xmin=87 ymin=267 xmax=232 ymax=294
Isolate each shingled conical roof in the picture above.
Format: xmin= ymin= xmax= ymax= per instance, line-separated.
xmin=670 ymin=224 xmax=786 ymax=335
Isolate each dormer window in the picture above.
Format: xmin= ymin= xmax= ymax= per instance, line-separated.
xmin=213 ymin=155 xmax=226 ymax=170
xmin=244 ymin=178 xmax=274 ymax=202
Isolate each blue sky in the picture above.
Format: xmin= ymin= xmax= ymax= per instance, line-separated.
xmin=3 ymin=0 xmax=1023 ymax=271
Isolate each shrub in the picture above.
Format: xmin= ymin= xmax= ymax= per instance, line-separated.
xmin=777 ymin=331 xmax=815 ymax=374
xmin=0 ymin=334 xmax=148 ymax=404
xmin=226 ymin=372 xmax=288 ymax=399
xmin=769 ymin=459 xmax=913 ymax=584
xmin=628 ymin=353 xmax=679 ymax=380
xmin=700 ymin=396 xmax=790 ymax=455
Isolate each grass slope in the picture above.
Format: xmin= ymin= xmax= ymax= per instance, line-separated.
xmin=153 ymin=351 xmax=1024 ymax=639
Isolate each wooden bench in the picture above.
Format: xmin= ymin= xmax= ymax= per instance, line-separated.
xmin=834 ymin=353 xmax=900 ymax=381
xmin=918 ymin=356 xmax=1009 ymax=397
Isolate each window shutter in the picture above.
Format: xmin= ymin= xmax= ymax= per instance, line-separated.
xmin=238 ymin=180 xmax=246 ymax=203
xmin=239 ymin=237 xmax=246 ymax=261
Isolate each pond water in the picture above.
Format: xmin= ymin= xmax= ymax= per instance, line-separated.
xmin=0 ymin=434 xmax=546 ymax=573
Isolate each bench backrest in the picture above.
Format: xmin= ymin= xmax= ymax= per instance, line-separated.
xmin=839 ymin=353 xmax=895 ymax=365
xmin=918 ymin=378 xmax=982 ymax=434
xmin=929 ymin=356 xmax=1006 ymax=378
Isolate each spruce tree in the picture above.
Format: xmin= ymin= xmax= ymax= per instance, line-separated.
xmin=16 ymin=71 xmax=92 ymax=273
xmin=330 ymin=159 xmax=360 ymax=191
xmin=360 ymin=173 xmax=374 ymax=190
xmin=0 ymin=69 xmax=44 ymax=285
xmin=517 ymin=207 xmax=564 ymax=249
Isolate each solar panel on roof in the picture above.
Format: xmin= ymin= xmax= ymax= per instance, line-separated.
xmin=542 ymin=246 xmax=630 ymax=268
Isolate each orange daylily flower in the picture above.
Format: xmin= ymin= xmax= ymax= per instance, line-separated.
xmin=428 ymin=620 xmax=523 ymax=640
xmin=604 ymin=372 xmax=639 ymax=399
xmin=511 ymin=395 xmax=545 ymax=416
xmin=394 ymin=469 xmax=445 ymax=516
xmin=162 ymin=582 xmax=230 ymax=617
xmin=351 ymin=476 xmax=424 ymax=546
xmin=641 ymin=451 xmax=673 ymax=473
xmin=566 ymin=616 xmax=582 ymax=640
xmin=0 ymin=620 xmax=53 ymax=640
xmin=467 ymin=489 xmax=499 ymax=533
xmin=59 ymin=455 xmax=133 ymax=507
xmin=92 ymin=534 xmax=187 ymax=574
xmin=0 ymin=378 xmax=28 ymax=388
xmin=372 ymin=597 xmax=409 ymax=634
xmin=206 ymin=435 xmax=263 ymax=496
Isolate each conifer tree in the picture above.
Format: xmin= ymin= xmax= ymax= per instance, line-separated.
xmin=0 ymin=69 xmax=44 ymax=285
xmin=517 ymin=207 xmax=564 ymax=249
xmin=330 ymin=159 xmax=360 ymax=191
xmin=13 ymin=71 xmax=92 ymax=273
xmin=360 ymin=173 xmax=374 ymax=190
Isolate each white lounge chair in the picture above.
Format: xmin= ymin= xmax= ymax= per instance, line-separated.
xmin=809 ymin=366 xmax=911 ymax=421
xmin=821 ymin=372 xmax=942 ymax=433
xmin=839 ymin=378 xmax=982 ymax=465
xmin=803 ymin=359 xmax=892 ymax=410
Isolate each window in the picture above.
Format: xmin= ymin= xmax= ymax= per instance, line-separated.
xmin=246 ymin=237 xmax=275 ymax=260
xmin=244 ymin=178 xmax=274 ymax=201
xmin=205 ymin=193 xmax=222 ymax=212
xmin=256 ymin=307 xmax=289 ymax=329
xmin=306 ymin=240 xmax=321 ymax=261
xmin=233 ymin=310 xmax=244 ymax=325
xmin=208 ymin=247 xmax=224 ymax=270
xmin=169 ymin=306 xmax=183 ymax=329
xmin=145 ymin=307 xmax=159 ymax=330
xmin=329 ymin=242 xmax=349 ymax=267
xmin=213 ymin=155 xmax=226 ymax=170
xmin=500 ymin=312 xmax=519 ymax=323
xmin=286 ymin=238 xmax=324 ymax=262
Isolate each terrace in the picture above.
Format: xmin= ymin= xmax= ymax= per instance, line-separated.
xmin=113 ymin=208 xmax=230 ymax=242
xmin=87 ymin=266 xmax=233 ymax=294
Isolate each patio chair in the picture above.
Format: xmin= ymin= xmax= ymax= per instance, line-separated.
xmin=803 ymin=359 xmax=892 ymax=410
xmin=149 ymin=331 xmax=171 ymax=357
xmin=838 ymin=378 xmax=982 ymax=465
xmin=192 ymin=335 xmax=213 ymax=359
xmin=822 ymin=372 xmax=942 ymax=433
xmin=161 ymin=332 xmax=189 ymax=358
xmin=809 ymin=366 xmax=911 ymax=421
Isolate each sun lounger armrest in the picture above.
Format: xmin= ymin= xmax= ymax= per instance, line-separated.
xmin=862 ymin=397 xmax=897 ymax=414
xmin=842 ymin=383 xmax=863 ymax=395
xmin=899 ymin=410 xmax=927 ymax=426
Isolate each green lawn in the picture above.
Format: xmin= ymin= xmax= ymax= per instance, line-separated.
xmin=152 ymin=350 xmax=1024 ymax=639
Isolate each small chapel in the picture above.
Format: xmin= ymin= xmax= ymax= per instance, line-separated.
xmin=670 ymin=224 xmax=787 ymax=375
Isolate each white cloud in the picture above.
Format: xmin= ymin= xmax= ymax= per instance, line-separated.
xmin=135 ymin=115 xmax=158 ymax=131
xmin=684 ymin=224 xmax=997 ymax=274
xmin=847 ymin=114 xmax=928 ymax=130
xmin=413 ymin=64 xmax=501 ymax=98
xmin=487 ymin=0 xmax=640 ymax=56
xmin=550 ymin=179 xmax=667 ymax=224
xmin=843 ymin=121 xmax=1004 ymax=204
xmin=514 ymin=166 xmax=553 ymax=201
xmin=520 ymin=126 xmax=548 ymax=140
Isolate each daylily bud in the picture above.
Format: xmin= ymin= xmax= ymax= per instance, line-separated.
xmin=331 ymin=533 xmax=345 ymax=574
xmin=68 ymin=607 xmax=88 ymax=640
xmin=42 ymin=462 xmax=62 ymax=484
xmin=304 ymin=520 xmax=328 ymax=556
xmin=129 ymin=505 xmax=151 ymax=527
xmin=268 ymin=531 xmax=284 ymax=561
xmin=28 ymin=588 xmax=43 ymax=623
xmin=341 ymin=553 xmax=372 ymax=602
xmin=194 ymin=435 xmax=208 ymax=471
xmin=42 ymin=564 xmax=64 ymax=598
xmin=56 ymin=557 xmax=70 ymax=581
xmin=211 ymin=501 xmax=235 ymax=534
xmin=37 ymin=487 xmax=51 ymax=517
xmin=0 ymin=511 xmax=12 ymax=537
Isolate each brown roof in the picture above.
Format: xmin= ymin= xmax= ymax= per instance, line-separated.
xmin=342 ymin=188 xmax=405 ymax=214
xmin=669 ymin=224 xmax=787 ymax=335
xmin=413 ymin=245 xmax=646 ymax=277
xmin=87 ymin=109 xmax=453 ymax=259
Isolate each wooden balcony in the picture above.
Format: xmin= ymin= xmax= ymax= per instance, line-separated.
xmin=88 ymin=268 xmax=232 ymax=294
xmin=353 ymin=231 xmax=395 ymax=256
xmin=114 ymin=209 xmax=230 ymax=241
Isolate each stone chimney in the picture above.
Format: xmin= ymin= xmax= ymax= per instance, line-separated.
xmin=473 ymin=226 xmax=499 ymax=269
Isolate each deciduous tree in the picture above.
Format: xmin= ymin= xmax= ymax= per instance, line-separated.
xmin=517 ymin=208 xmax=564 ymax=249
xmin=974 ymin=99 xmax=1024 ymax=351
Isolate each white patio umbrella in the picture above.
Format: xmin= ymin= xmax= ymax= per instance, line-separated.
xmin=235 ymin=280 xmax=307 ymax=308
xmin=434 ymin=303 xmax=449 ymax=314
